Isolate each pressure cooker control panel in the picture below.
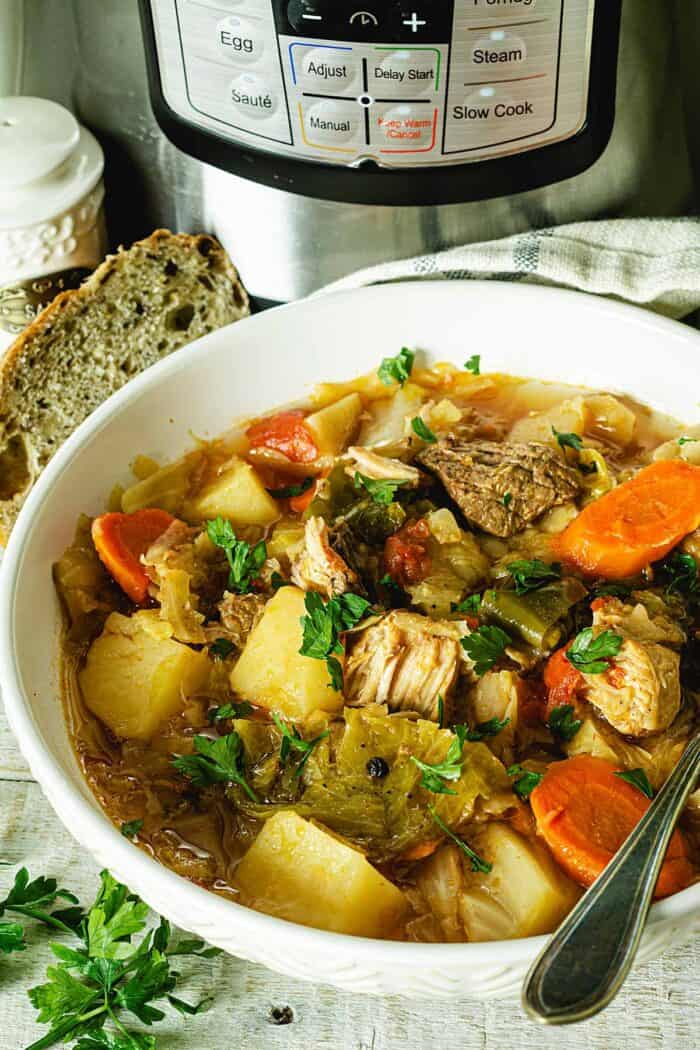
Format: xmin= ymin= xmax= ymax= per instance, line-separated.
xmin=148 ymin=0 xmax=597 ymax=168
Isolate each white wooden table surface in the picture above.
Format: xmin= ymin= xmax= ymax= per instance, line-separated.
xmin=1 ymin=705 xmax=698 ymax=1050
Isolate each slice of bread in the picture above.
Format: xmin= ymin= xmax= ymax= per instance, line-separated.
xmin=0 ymin=229 xmax=249 ymax=542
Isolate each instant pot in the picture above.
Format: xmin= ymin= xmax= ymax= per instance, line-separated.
xmin=5 ymin=1 xmax=700 ymax=303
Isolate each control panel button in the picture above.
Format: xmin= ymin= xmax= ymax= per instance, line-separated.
xmin=372 ymin=102 xmax=437 ymax=152
xmin=216 ymin=15 xmax=265 ymax=64
xmin=471 ymin=31 xmax=527 ymax=69
xmin=390 ymin=2 xmax=452 ymax=41
xmin=229 ymin=71 xmax=280 ymax=119
xmin=293 ymin=45 xmax=358 ymax=92
xmin=368 ymin=48 xmax=440 ymax=97
xmin=300 ymin=98 xmax=362 ymax=149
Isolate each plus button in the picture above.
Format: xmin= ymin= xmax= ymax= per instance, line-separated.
xmin=403 ymin=11 xmax=427 ymax=32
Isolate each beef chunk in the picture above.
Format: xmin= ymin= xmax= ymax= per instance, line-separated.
xmin=417 ymin=439 xmax=580 ymax=538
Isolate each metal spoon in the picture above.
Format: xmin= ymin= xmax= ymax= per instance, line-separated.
xmin=522 ymin=732 xmax=700 ymax=1024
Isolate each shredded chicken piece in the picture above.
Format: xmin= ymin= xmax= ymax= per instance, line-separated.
xmin=143 ymin=520 xmax=197 ymax=569
xmin=344 ymin=611 xmax=464 ymax=720
xmin=581 ymin=638 xmax=681 ymax=737
xmin=592 ymin=595 xmax=686 ymax=648
xmin=345 ymin=446 xmax=421 ymax=485
xmin=290 ymin=516 xmax=361 ymax=599
xmin=205 ymin=592 xmax=265 ymax=650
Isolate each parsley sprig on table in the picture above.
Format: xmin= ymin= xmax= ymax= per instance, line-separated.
xmin=206 ymin=517 xmax=266 ymax=595
xmin=272 ymin=713 xmax=329 ymax=778
xmin=25 ymin=870 xmax=219 ymax=1050
xmin=378 ymin=347 xmax=415 ymax=387
xmin=565 ymin=627 xmax=623 ymax=674
xmin=172 ymin=732 xmax=258 ymax=801
xmin=353 ymin=472 xmax=410 ymax=506
xmin=460 ymin=625 xmax=511 ymax=676
xmin=299 ymin=591 xmax=371 ymax=691
xmin=0 ymin=868 xmax=84 ymax=950
xmin=506 ymin=558 xmax=562 ymax=595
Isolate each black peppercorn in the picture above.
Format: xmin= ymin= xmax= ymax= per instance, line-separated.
xmin=366 ymin=756 xmax=389 ymax=779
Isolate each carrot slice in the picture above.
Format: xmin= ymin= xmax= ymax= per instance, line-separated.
xmin=92 ymin=509 xmax=174 ymax=604
xmin=246 ymin=410 xmax=319 ymax=464
xmin=555 ymin=460 xmax=700 ymax=579
xmin=530 ymin=755 xmax=694 ymax=899
xmin=289 ymin=479 xmax=318 ymax=514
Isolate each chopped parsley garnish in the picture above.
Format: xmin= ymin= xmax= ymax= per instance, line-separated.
xmin=428 ymin=805 xmax=491 ymax=874
xmin=270 ymin=571 xmax=286 ymax=591
xmin=464 ymin=355 xmax=481 ymax=376
xmin=411 ymin=417 xmax=437 ymax=443
xmin=460 ymin=625 xmax=511 ymax=676
xmin=272 ymin=713 xmax=329 ymax=778
xmin=552 ymin=426 xmax=584 ymax=452
xmin=26 ymin=869 xmax=219 ymax=1048
xmin=451 ymin=593 xmax=482 ymax=616
xmin=679 ymin=436 xmax=698 ymax=447
xmin=566 ymin=627 xmax=623 ymax=674
xmin=207 ymin=701 xmax=254 ymax=722
xmin=502 ymin=492 xmax=513 ymax=509
xmin=547 ymin=704 xmax=583 ymax=742
xmin=661 ymin=551 xmax=698 ymax=598
xmin=206 ymin=516 xmax=266 ymax=595
xmin=378 ymin=347 xmax=415 ymax=387
xmin=579 ymin=460 xmax=598 ymax=476
xmin=209 ymin=637 xmax=234 ymax=661
xmin=507 ymin=764 xmax=544 ymax=800
xmin=172 ymin=732 xmax=258 ymax=801
xmin=120 ymin=819 xmax=143 ymax=840
xmin=507 ymin=557 xmax=561 ymax=595
xmin=465 ymin=716 xmax=510 ymax=742
xmin=353 ymin=471 xmax=410 ymax=505
xmin=614 ymin=767 xmax=655 ymax=799
xmin=411 ymin=726 xmax=467 ymax=795
xmin=437 ymin=695 xmax=445 ymax=728
xmin=593 ymin=582 xmax=631 ymax=600
xmin=299 ymin=590 xmax=371 ymax=691
xmin=0 ymin=867 xmax=83 ymax=940
xmin=266 ymin=476 xmax=314 ymax=500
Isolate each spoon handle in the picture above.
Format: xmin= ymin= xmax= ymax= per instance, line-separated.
xmin=522 ymin=733 xmax=700 ymax=1024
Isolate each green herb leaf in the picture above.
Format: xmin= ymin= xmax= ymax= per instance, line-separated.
xmin=661 ymin=550 xmax=698 ymax=598
xmin=465 ymin=717 xmax=510 ymax=742
xmin=270 ymin=571 xmax=286 ymax=592
xmin=464 ymin=355 xmax=481 ymax=376
xmin=0 ymin=867 xmax=83 ymax=936
xmin=428 ymin=805 xmax=491 ymax=873
xmin=272 ymin=712 xmax=329 ymax=778
xmin=614 ymin=767 xmax=655 ymax=799
xmin=75 ymin=1033 xmax=157 ymax=1050
xmin=411 ymin=417 xmax=437 ymax=443
xmin=207 ymin=701 xmax=254 ymax=722
xmin=299 ymin=590 xmax=371 ymax=690
xmin=172 ymin=733 xmax=258 ymax=801
xmin=547 ymin=704 xmax=583 ymax=742
xmin=168 ymin=993 xmax=213 ymax=1016
xmin=552 ymin=427 xmax=584 ymax=451
xmin=506 ymin=558 xmax=562 ymax=596
xmin=460 ymin=625 xmax=511 ymax=676
xmin=120 ymin=820 xmax=143 ymax=840
xmin=266 ymin=476 xmax=314 ymax=500
xmin=451 ymin=593 xmax=482 ymax=615
xmin=206 ymin=516 xmax=266 ymax=595
xmin=353 ymin=472 xmax=410 ymax=506
xmin=679 ymin=436 xmax=698 ymax=447
xmin=437 ymin=695 xmax=445 ymax=729
xmin=507 ymin=764 xmax=544 ymax=800
xmin=378 ymin=347 xmax=415 ymax=386
xmin=502 ymin=492 xmax=512 ymax=509
xmin=0 ymin=920 xmax=26 ymax=955
xmin=592 ymin=583 xmax=631 ymax=600
xmin=566 ymin=627 xmax=623 ymax=674
xmin=410 ymin=730 xmax=466 ymax=795
xmin=209 ymin=637 xmax=234 ymax=661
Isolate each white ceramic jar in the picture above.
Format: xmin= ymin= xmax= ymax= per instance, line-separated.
xmin=0 ymin=96 xmax=106 ymax=352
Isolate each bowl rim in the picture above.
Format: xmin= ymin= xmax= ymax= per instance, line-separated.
xmin=1 ymin=280 xmax=699 ymax=964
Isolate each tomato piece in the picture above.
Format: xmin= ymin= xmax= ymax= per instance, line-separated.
xmin=384 ymin=518 xmax=431 ymax=588
xmin=519 ymin=679 xmax=549 ymax=727
xmin=92 ymin=509 xmax=174 ymax=604
xmin=543 ymin=644 xmax=584 ymax=716
xmin=246 ymin=410 xmax=318 ymax=464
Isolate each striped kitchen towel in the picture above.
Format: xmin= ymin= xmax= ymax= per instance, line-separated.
xmin=317 ymin=218 xmax=700 ymax=321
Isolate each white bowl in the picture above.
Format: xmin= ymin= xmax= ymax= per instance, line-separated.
xmin=2 ymin=282 xmax=699 ymax=1000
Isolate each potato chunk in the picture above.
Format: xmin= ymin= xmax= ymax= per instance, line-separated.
xmin=229 ymin=586 xmax=342 ymax=719
xmin=189 ymin=457 xmax=279 ymax=527
xmin=305 ymin=393 xmax=362 ymax=458
xmin=79 ymin=611 xmax=209 ymax=740
xmin=460 ymin=824 xmax=579 ymax=940
xmin=234 ymin=812 xmax=408 ymax=936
